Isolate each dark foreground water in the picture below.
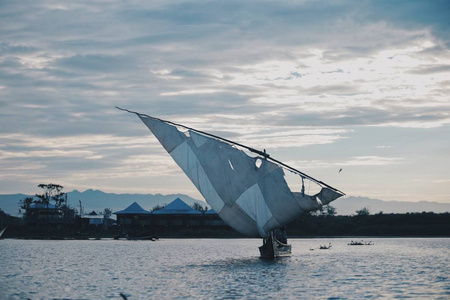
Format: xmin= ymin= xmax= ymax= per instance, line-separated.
xmin=0 ymin=238 xmax=449 ymax=299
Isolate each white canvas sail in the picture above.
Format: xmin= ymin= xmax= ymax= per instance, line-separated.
xmin=135 ymin=113 xmax=344 ymax=238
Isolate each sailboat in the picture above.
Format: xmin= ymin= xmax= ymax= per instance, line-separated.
xmin=118 ymin=107 xmax=345 ymax=258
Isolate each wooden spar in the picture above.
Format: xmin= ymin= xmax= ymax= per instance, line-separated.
xmin=116 ymin=106 xmax=345 ymax=195
xmin=263 ymin=155 xmax=345 ymax=195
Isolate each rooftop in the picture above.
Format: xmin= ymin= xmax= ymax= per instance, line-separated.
xmin=113 ymin=202 xmax=151 ymax=215
xmin=152 ymin=198 xmax=202 ymax=215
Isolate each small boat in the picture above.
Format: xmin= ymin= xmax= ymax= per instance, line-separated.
xmin=259 ymin=231 xmax=292 ymax=259
xmin=126 ymin=234 xmax=159 ymax=241
xmin=319 ymin=243 xmax=332 ymax=249
xmin=348 ymin=240 xmax=373 ymax=246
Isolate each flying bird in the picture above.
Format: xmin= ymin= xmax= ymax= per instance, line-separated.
xmin=339 ymin=168 xmax=342 ymax=173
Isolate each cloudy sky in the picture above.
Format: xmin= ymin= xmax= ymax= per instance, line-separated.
xmin=1 ymin=0 xmax=449 ymax=203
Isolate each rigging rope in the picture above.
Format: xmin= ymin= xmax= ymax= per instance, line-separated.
xmin=301 ymin=176 xmax=305 ymax=197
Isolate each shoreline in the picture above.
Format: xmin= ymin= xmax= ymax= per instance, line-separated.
xmin=3 ymin=235 xmax=450 ymax=240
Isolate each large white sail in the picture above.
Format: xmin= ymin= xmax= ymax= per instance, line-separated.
xmin=138 ymin=114 xmax=343 ymax=238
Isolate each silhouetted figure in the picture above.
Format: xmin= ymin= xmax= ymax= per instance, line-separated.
xmin=275 ymin=227 xmax=288 ymax=244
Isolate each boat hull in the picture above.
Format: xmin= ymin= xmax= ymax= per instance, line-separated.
xmin=126 ymin=235 xmax=158 ymax=241
xmin=259 ymin=232 xmax=291 ymax=259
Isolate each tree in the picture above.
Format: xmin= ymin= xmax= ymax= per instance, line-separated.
xmin=17 ymin=184 xmax=78 ymax=236
xmin=19 ymin=184 xmax=73 ymax=222
xmin=308 ymin=205 xmax=336 ymax=217
xmin=324 ymin=205 xmax=337 ymax=217
xmin=356 ymin=207 xmax=370 ymax=216
xmin=151 ymin=204 xmax=166 ymax=212
xmin=19 ymin=183 xmax=66 ymax=211
xmin=309 ymin=208 xmax=322 ymax=217
xmin=35 ymin=183 xmax=66 ymax=208
xmin=19 ymin=197 xmax=34 ymax=215
xmin=191 ymin=202 xmax=207 ymax=214
xmin=103 ymin=208 xmax=112 ymax=219
xmin=18 ymin=184 xmax=65 ymax=230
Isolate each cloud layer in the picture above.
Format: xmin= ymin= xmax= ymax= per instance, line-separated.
xmin=1 ymin=0 xmax=449 ymax=202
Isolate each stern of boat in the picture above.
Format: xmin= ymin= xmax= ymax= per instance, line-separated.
xmin=259 ymin=231 xmax=292 ymax=259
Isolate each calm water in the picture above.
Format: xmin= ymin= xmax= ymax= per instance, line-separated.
xmin=0 ymin=238 xmax=449 ymax=299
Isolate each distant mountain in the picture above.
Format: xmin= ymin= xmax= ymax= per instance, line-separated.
xmin=0 ymin=193 xmax=29 ymax=216
xmin=333 ymin=196 xmax=450 ymax=215
xmin=0 ymin=190 xmax=448 ymax=217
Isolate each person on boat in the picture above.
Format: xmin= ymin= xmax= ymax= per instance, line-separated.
xmin=275 ymin=226 xmax=288 ymax=244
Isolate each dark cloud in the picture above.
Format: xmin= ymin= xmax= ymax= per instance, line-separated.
xmin=361 ymin=0 xmax=450 ymax=46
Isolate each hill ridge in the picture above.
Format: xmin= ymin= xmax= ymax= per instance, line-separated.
xmin=0 ymin=190 xmax=449 ymax=217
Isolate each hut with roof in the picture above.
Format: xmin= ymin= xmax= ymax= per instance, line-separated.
xmin=80 ymin=211 xmax=115 ymax=231
xmin=82 ymin=211 xmax=104 ymax=226
xmin=114 ymin=202 xmax=151 ymax=234
xmin=113 ymin=198 xmax=232 ymax=237
xmin=151 ymin=198 xmax=202 ymax=227
xmin=150 ymin=198 xmax=230 ymax=236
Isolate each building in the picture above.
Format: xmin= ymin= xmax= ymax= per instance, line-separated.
xmin=114 ymin=202 xmax=152 ymax=235
xmin=114 ymin=202 xmax=152 ymax=225
xmin=79 ymin=211 xmax=115 ymax=231
xmin=113 ymin=198 xmax=229 ymax=236
xmin=82 ymin=211 xmax=104 ymax=226
xmin=25 ymin=203 xmax=63 ymax=228
xmin=151 ymin=198 xmax=202 ymax=227
xmin=204 ymin=209 xmax=226 ymax=226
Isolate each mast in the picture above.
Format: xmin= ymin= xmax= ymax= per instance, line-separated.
xmin=116 ymin=107 xmax=345 ymax=195
xmin=79 ymin=200 xmax=83 ymax=217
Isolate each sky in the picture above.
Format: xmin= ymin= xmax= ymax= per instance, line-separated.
xmin=1 ymin=0 xmax=449 ymax=203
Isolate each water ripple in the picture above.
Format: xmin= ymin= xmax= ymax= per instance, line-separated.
xmin=0 ymin=238 xmax=449 ymax=299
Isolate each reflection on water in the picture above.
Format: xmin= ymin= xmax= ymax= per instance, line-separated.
xmin=0 ymin=238 xmax=449 ymax=299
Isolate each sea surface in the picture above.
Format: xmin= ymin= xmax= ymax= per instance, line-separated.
xmin=0 ymin=238 xmax=449 ymax=299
